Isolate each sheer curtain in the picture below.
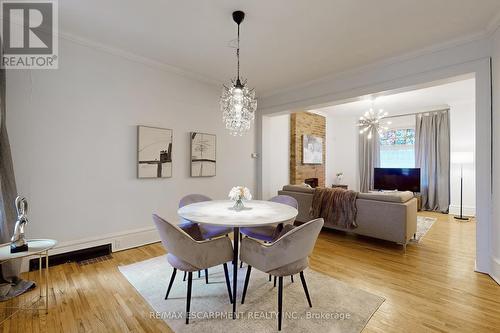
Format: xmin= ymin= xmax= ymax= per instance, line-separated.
xmin=0 ymin=38 xmax=34 ymax=300
xmin=415 ymin=110 xmax=450 ymax=212
xmin=380 ymin=144 xmax=415 ymax=168
xmin=359 ymin=131 xmax=380 ymax=193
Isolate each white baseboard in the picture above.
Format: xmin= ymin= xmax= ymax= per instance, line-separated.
xmin=492 ymin=256 xmax=500 ymax=286
xmin=448 ymin=204 xmax=476 ymax=217
xmin=20 ymin=226 xmax=160 ymax=273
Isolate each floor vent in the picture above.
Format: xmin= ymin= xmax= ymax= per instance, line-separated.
xmin=29 ymin=244 xmax=112 ymax=271
xmin=78 ymin=254 xmax=113 ymax=266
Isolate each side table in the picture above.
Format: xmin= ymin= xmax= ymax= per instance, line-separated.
xmin=0 ymin=239 xmax=57 ymax=324
xmin=414 ymin=193 xmax=422 ymax=211
xmin=332 ymin=184 xmax=348 ymax=190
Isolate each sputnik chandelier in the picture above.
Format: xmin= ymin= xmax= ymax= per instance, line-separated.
xmin=220 ymin=10 xmax=257 ymax=136
xmin=358 ymin=102 xmax=390 ymax=140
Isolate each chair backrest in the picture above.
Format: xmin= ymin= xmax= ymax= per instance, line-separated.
xmin=272 ymin=218 xmax=324 ymax=264
xmin=269 ymin=195 xmax=298 ymax=209
xmin=152 ymin=214 xmax=196 ymax=262
xmin=179 ymin=194 xmax=212 ymax=208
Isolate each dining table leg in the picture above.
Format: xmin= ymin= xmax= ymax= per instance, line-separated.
xmin=232 ymin=227 xmax=239 ymax=319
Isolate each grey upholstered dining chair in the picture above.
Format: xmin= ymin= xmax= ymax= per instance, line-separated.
xmin=239 ymin=218 xmax=324 ymax=331
xmin=240 ymin=195 xmax=299 ymax=281
xmin=153 ymin=214 xmax=234 ymax=324
xmin=240 ymin=195 xmax=298 ymax=242
xmin=179 ymin=194 xmax=232 ymax=282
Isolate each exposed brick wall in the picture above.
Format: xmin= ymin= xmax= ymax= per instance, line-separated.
xmin=290 ymin=112 xmax=326 ymax=187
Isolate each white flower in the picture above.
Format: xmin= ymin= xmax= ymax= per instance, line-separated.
xmin=242 ymin=187 xmax=252 ymax=200
xmin=228 ymin=186 xmax=252 ymax=201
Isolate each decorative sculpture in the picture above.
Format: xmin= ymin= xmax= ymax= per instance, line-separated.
xmin=10 ymin=196 xmax=29 ymax=253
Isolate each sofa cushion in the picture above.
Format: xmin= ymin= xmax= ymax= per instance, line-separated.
xmin=282 ymin=184 xmax=315 ymax=194
xmin=358 ymin=191 xmax=414 ymax=203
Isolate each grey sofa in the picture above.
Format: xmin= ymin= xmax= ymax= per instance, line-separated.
xmin=278 ymin=185 xmax=417 ymax=248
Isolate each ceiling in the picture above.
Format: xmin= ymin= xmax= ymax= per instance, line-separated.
xmin=315 ymin=78 xmax=475 ymax=117
xmin=59 ymin=1 xmax=500 ymax=95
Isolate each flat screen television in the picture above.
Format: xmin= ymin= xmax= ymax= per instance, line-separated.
xmin=374 ymin=168 xmax=421 ymax=193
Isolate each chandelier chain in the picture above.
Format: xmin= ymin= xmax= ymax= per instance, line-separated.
xmin=236 ymin=23 xmax=240 ymax=81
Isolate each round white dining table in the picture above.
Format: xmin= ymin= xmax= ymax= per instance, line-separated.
xmin=177 ymin=199 xmax=298 ymax=318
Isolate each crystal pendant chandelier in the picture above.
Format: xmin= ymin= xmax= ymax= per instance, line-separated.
xmin=358 ymin=103 xmax=390 ymax=140
xmin=220 ymin=11 xmax=257 ymax=136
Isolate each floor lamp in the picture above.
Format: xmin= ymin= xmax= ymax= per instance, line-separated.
xmin=451 ymin=152 xmax=474 ymax=221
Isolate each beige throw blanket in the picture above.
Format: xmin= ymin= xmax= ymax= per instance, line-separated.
xmin=310 ymin=187 xmax=358 ymax=229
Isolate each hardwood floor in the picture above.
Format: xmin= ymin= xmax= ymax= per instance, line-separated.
xmin=2 ymin=212 xmax=499 ymax=332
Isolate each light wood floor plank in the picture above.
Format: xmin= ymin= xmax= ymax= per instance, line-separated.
xmin=1 ymin=212 xmax=499 ymax=332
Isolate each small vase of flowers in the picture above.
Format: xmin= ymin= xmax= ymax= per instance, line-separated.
xmin=228 ymin=186 xmax=252 ymax=211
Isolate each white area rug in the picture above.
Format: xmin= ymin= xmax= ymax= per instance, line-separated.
xmin=119 ymin=256 xmax=384 ymax=333
xmin=411 ymin=216 xmax=437 ymax=243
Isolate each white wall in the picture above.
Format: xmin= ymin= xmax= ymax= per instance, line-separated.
xmin=491 ymin=29 xmax=500 ymax=284
xmin=261 ymin=114 xmax=290 ymax=199
xmin=326 ymin=115 xmax=359 ymax=190
xmin=449 ymin=100 xmax=476 ymax=216
xmin=6 ymin=39 xmax=256 ymax=254
xmin=386 ymin=115 xmax=415 ymax=128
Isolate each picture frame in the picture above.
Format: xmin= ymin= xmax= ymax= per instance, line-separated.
xmin=190 ymin=132 xmax=216 ymax=177
xmin=137 ymin=125 xmax=173 ymax=178
xmin=302 ymin=134 xmax=323 ymax=164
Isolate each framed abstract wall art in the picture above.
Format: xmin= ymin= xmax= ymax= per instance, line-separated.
xmin=190 ymin=132 xmax=216 ymax=177
xmin=302 ymin=134 xmax=323 ymax=164
xmin=137 ymin=126 xmax=173 ymax=178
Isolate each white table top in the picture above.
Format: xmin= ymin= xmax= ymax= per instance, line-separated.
xmin=0 ymin=239 xmax=57 ymax=262
xmin=177 ymin=200 xmax=298 ymax=227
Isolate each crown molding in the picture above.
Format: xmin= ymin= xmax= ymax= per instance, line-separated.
xmin=57 ymin=31 xmax=223 ymax=88
xmin=262 ymin=9 xmax=500 ymax=99
xmin=260 ymin=30 xmax=489 ymax=99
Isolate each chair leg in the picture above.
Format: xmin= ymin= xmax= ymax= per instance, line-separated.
xmin=198 ymin=270 xmax=201 ymax=278
xmin=278 ymin=276 xmax=283 ymax=331
xmin=274 ymin=276 xmax=277 ymax=287
xmin=299 ymin=271 xmax=312 ymax=307
xmin=269 ymin=274 xmax=272 ymax=282
xmin=205 ymin=269 xmax=209 ymax=284
xmin=240 ymin=260 xmax=243 ymax=268
xmin=241 ymin=265 xmax=252 ymax=304
xmin=164 ymin=268 xmax=177 ymax=300
xmin=186 ymin=272 xmax=193 ymax=324
xmin=291 ymin=275 xmax=294 ymax=283
xmin=223 ymin=263 xmax=233 ymax=304
xmin=183 ymin=271 xmax=186 ymax=281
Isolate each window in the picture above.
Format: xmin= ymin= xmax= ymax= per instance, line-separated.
xmin=379 ymin=128 xmax=415 ymax=168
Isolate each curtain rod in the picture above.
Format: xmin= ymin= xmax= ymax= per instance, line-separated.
xmin=382 ymin=108 xmax=449 ymax=119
